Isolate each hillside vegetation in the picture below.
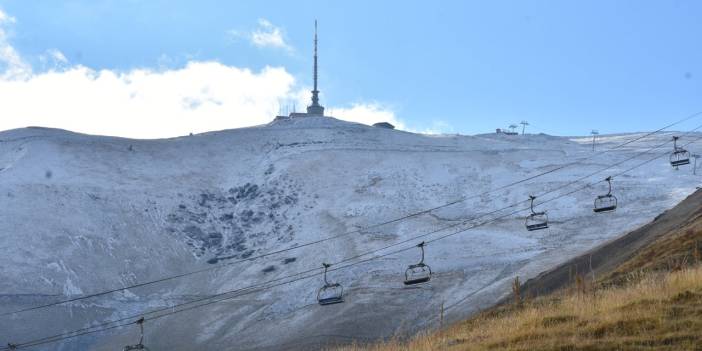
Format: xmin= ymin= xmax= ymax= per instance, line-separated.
xmin=334 ymin=213 xmax=702 ymax=351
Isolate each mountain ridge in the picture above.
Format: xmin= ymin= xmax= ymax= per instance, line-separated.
xmin=0 ymin=118 xmax=699 ymax=350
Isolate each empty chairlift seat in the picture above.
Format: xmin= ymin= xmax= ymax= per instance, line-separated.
xmin=525 ymin=195 xmax=549 ymax=231
xmin=317 ymin=263 xmax=344 ymax=306
xmin=525 ymin=213 xmax=549 ymax=231
xmin=594 ymin=195 xmax=617 ymax=213
xmin=593 ymin=176 xmax=618 ymax=213
xmin=404 ymin=242 xmax=432 ymax=285
xmin=123 ymin=318 xmax=150 ymax=351
xmin=670 ymin=136 xmax=691 ymax=168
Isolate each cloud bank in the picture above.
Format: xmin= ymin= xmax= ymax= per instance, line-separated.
xmin=0 ymin=10 xmax=406 ymax=139
xmin=0 ymin=63 xmax=296 ymax=138
xmin=331 ymin=103 xmax=407 ymax=130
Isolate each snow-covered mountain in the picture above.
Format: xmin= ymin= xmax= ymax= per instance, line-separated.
xmin=0 ymin=117 xmax=700 ymax=350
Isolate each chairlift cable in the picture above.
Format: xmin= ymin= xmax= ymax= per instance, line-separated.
xmin=9 ymin=124 xmax=702 ymax=347
xmin=433 ymin=132 xmax=702 ymax=316
xmin=7 ymin=125 xmax=702 ymax=351
xmin=6 ymin=111 xmax=698 ymax=319
xmin=7 ymin=124 xmax=702 ymax=349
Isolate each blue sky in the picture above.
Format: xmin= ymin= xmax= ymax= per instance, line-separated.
xmin=0 ymin=0 xmax=701 ymax=137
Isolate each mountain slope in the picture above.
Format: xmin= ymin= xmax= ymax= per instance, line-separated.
xmin=336 ymin=189 xmax=702 ymax=351
xmin=0 ymin=117 xmax=699 ymax=350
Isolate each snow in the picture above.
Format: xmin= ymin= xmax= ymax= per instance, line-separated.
xmin=0 ymin=117 xmax=700 ymax=350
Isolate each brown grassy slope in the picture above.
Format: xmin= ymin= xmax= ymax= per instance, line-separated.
xmin=333 ymin=266 xmax=702 ymax=351
xmin=333 ymin=265 xmax=702 ymax=351
xmin=519 ymin=189 xmax=702 ymax=300
xmin=332 ymin=192 xmax=702 ymax=351
xmin=601 ymin=221 xmax=702 ymax=287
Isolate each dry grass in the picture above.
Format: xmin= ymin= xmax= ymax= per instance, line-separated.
xmin=332 ymin=265 xmax=702 ymax=351
xmin=602 ymin=224 xmax=702 ymax=287
xmin=332 ymin=223 xmax=702 ymax=351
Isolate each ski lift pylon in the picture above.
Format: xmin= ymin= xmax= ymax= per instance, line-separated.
xmin=317 ymin=263 xmax=344 ymax=306
xmin=404 ymin=241 xmax=432 ymax=285
xmin=593 ymin=176 xmax=618 ymax=213
xmin=525 ymin=195 xmax=549 ymax=231
xmin=123 ymin=317 xmax=150 ymax=351
xmin=670 ymin=136 xmax=691 ymax=169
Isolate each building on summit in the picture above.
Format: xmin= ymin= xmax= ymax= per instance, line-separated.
xmin=287 ymin=20 xmax=325 ymax=118
xmin=373 ymin=122 xmax=395 ymax=129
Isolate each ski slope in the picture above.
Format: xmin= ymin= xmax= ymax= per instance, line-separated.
xmin=0 ymin=117 xmax=700 ymax=350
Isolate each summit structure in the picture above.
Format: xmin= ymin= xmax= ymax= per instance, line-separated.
xmin=286 ymin=20 xmax=325 ymax=118
xmin=306 ymin=20 xmax=324 ymax=116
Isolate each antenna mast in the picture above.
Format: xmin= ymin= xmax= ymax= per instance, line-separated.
xmin=314 ymin=20 xmax=318 ymax=93
xmin=306 ymin=20 xmax=325 ymax=116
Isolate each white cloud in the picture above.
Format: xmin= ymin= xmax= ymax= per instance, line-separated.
xmin=0 ymin=9 xmax=31 ymax=80
xmin=47 ymin=49 xmax=68 ymax=64
xmin=251 ymin=19 xmax=290 ymax=49
xmin=38 ymin=49 xmax=69 ymax=70
xmin=0 ymin=9 xmax=15 ymax=24
xmin=0 ymin=62 xmax=297 ymax=139
xmin=415 ymin=120 xmax=454 ymax=135
xmin=330 ymin=103 xmax=406 ymax=130
xmin=0 ymin=9 xmax=432 ymax=139
xmin=324 ymin=102 xmax=453 ymax=135
xmin=230 ymin=18 xmax=292 ymax=52
xmin=278 ymin=92 xmax=410 ymax=132
xmin=0 ymin=9 xmax=301 ymax=139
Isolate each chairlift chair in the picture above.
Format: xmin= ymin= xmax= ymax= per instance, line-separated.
xmin=525 ymin=195 xmax=549 ymax=231
xmin=593 ymin=176 xmax=618 ymax=213
xmin=404 ymin=241 xmax=432 ymax=285
xmin=123 ymin=318 xmax=150 ymax=351
xmin=670 ymin=136 xmax=691 ymax=169
xmin=317 ymin=263 xmax=344 ymax=306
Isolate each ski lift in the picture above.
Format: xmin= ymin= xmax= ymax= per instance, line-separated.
xmin=404 ymin=241 xmax=432 ymax=285
xmin=525 ymin=195 xmax=548 ymax=231
xmin=317 ymin=263 xmax=344 ymax=306
xmin=123 ymin=317 xmax=150 ymax=351
xmin=593 ymin=176 xmax=618 ymax=213
xmin=670 ymin=136 xmax=690 ymax=169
